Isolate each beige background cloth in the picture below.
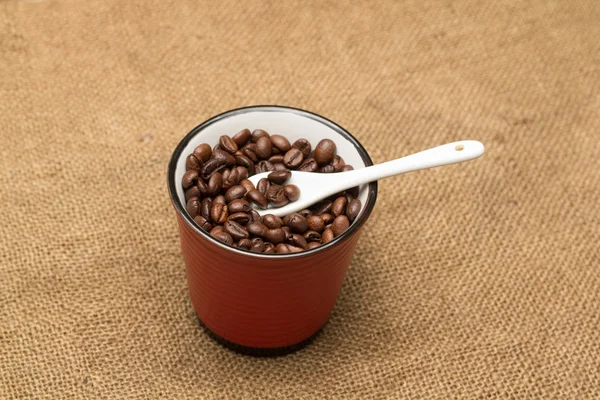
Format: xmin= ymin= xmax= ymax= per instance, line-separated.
xmin=1 ymin=0 xmax=599 ymax=398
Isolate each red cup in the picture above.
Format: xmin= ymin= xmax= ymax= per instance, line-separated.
xmin=168 ymin=106 xmax=377 ymax=356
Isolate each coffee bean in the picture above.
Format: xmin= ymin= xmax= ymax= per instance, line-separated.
xmin=213 ymin=143 xmax=222 ymax=152
xmin=210 ymin=149 xmax=235 ymax=167
xmin=307 ymin=241 xmax=321 ymax=249
xmin=255 ymin=136 xmax=272 ymax=159
xmin=287 ymin=233 xmax=308 ymax=249
xmin=283 ymin=148 xmax=304 ymax=168
xmin=228 ymin=199 xmax=251 ymax=214
xmin=340 ymin=165 xmax=354 ymax=172
xmin=282 ymin=214 xmax=291 ymax=226
xmin=257 ymin=178 xmax=271 ymax=195
xmin=346 ymin=186 xmax=360 ymax=199
xmin=228 ymin=212 xmax=250 ymax=225
xmin=330 ymin=155 xmax=345 ymax=172
xmin=235 ymin=154 xmax=255 ymax=175
xmin=288 ymin=245 xmax=304 ymax=253
xmin=268 ymin=154 xmax=285 ymax=164
xmin=303 ymin=230 xmax=321 ymax=242
xmin=314 ymin=139 xmax=336 ymax=165
xmin=251 ymin=129 xmax=270 ymax=143
xmin=346 ymin=198 xmax=361 ymax=222
xmin=267 ymin=184 xmax=289 ymax=207
xmin=186 ymin=154 xmax=203 ymax=172
xmin=268 ymin=170 xmax=291 ymax=185
xmin=247 ymin=190 xmax=268 ymax=209
xmin=200 ymin=198 xmax=212 ymax=220
xmin=263 ymin=243 xmax=275 ymax=253
xmin=232 ymin=129 xmax=251 ymax=147
xmin=322 ymin=228 xmax=334 ymax=243
xmin=271 ymin=146 xmax=281 ymax=155
xmin=186 ymin=197 xmax=200 ymax=218
xmin=332 ymin=215 xmax=350 ymax=236
xmin=256 ymin=160 xmax=275 ymax=173
xmin=281 ymin=226 xmax=291 ymax=236
xmin=313 ymin=201 xmax=332 ymax=215
xmin=250 ymin=237 xmax=264 ymax=253
xmin=182 ymin=170 xmax=198 ymax=189
xmin=263 ymin=214 xmax=283 ymax=229
xmin=307 ymin=215 xmax=325 ymax=232
xmin=275 ymin=243 xmax=291 ymax=254
xmin=224 ymin=220 xmax=249 ymax=241
xmin=193 ymin=215 xmax=212 ymax=231
xmin=288 ymin=213 xmax=308 ymax=233
xmin=298 ymin=209 xmax=313 ymax=218
xmin=249 ymin=209 xmax=261 ymax=222
xmin=320 ymin=164 xmax=335 ymax=173
xmin=270 ymin=135 xmax=291 ymax=152
xmin=225 ymin=185 xmax=247 ymax=203
xmin=222 ymin=167 xmax=239 ymax=190
xmin=272 ymin=163 xmax=287 ymax=171
xmin=196 ymin=179 xmax=209 ymax=196
xmin=200 ymin=158 xmax=227 ymax=180
xmin=265 ymin=228 xmax=286 ymax=245
xmin=242 ymin=143 xmax=259 ymax=162
xmin=219 ymin=135 xmax=238 ymax=154
xmin=237 ymin=238 xmax=252 ymax=250
xmin=212 ymin=231 xmax=233 ymax=245
xmin=210 ymin=202 xmax=228 ymax=224
xmin=284 ymin=184 xmax=300 ymax=201
xmin=332 ymin=196 xmax=347 ymax=217
xmin=209 ymin=226 xmax=224 ymax=235
xmin=207 ymin=172 xmax=223 ymax=196
xmin=321 ymin=213 xmax=334 ymax=224
xmin=299 ymin=158 xmax=319 ymax=172
xmin=239 ymin=179 xmax=256 ymax=193
xmin=292 ymin=139 xmax=311 ymax=157
xmin=185 ymin=186 xmax=201 ymax=202
xmin=193 ymin=143 xmax=212 ymax=162
xmin=246 ymin=222 xmax=268 ymax=238
xmin=213 ymin=195 xmax=226 ymax=205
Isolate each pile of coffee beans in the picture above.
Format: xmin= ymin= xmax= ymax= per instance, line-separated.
xmin=181 ymin=129 xmax=362 ymax=254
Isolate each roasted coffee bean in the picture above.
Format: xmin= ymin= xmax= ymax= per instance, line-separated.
xmin=282 ymin=214 xmax=291 ymax=226
xmin=200 ymin=198 xmax=212 ymax=220
xmin=219 ymin=135 xmax=238 ymax=154
xmin=224 ymin=220 xmax=249 ymax=241
xmin=283 ymin=148 xmax=304 ymax=168
xmin=268 ymin=154 xmax=285 ymax=164
xmin=186 ymin=197 xmax=201 ymax=218
xmin=196 ymin=179 xmax=209 ymax=196
xmin=270 ymin=135 xmax=291 ymax=152
xmin=298 ymin=209 xmax=313 ymax=218
xmin=235 ymin=150 xmax=244 ymax=156
xmin=330 ymin=155 xmax=345 ymax=172
xmin=212 ymin=231 xmax=233 ymax=245
xmin=251 ymin=129 xmax=270 ymax=142
xmin=346 ymin=199 xmax=361 ymax=222
xmin=307 ymin=241 xmax=321 ymax=249
xmin=314 ymin=139 xmax=336 ymax=165
xmin=281 ymin=226 xmax=291 ymax=237
xmin=346 ymin=186 xmax=359 ymax=199
xmin=340 ymin=165 xmax=354 ymax=172
xmin=213 ymin=149 xmax=237 ymax=167
xmin=263 ymin=214 xmax=283 ymax=229
xmin=265 ymin=228 xmax=286 ymax=245
xmin=242 ymin=143 xmax=259 ymax=162
xmin=303 ymin=230 xmax=321 ymax=242
xmin=287 ymin=233 xmax=308 ymax=249
xmin=207 ymin=172 xmax=223 ymax=196
xmin=239 ymin=179 xmax=256 ymax=193
xmin=256 ymin=160 xmax=275 ymax=173
xmin=255 ymin=136 xmax=272 ymax=159
xmin=267 ymin=184 xmax=289 ymax=207
xmin=321 ymin=213 xmax=334 ymax=224
xmin=209 ymin=226 xmax=224 ymax=235
xmin=332 ymin=196 xmax=347 ymax=217
xmin=320 ymin=164 xmax=335 ymax=173
xmin=232 ymin=129 xmax=251 ymax=147
xmin=185 ymin=186 xmax=201 ymax=202
xmin=234 ymin=154 xmax=255 ymax=175
xmin=213 ymin=143 xmax=222 ymax=151
xmin=272 ymin=163 xmax=286 ymax=171
xmin=186 ymin=154 xmax=203 ymax=172
xmin=271 ymin=146 xmax=281 ymax=155
xmin=210 ymin=202 xmax=228 ymax=224
xmin=236 ymin=167 xmax=249 ymax=181
xmin=275 ymin=243 xmax=291 ymax=254
xmin=284 ymin=184 xmax=300 ymax=201
xmin=307 ymin=215 xmax=325 ymax=232
xmin=193 ymin=215 xmax=212 ymax=231
xmin=257 ymin=178 xmax=271 ymax=195
xmin=246 ymin=222 xmax=267 ymax=238
xmin=288 ymin=245 xmax=304 ymax=253
xmin=268 ymin=170 xmax=291 ymax=185
xmin=228 ymin=212 xmax=250 ymax=225
xmin=314 ymin=200 xmax=332 ymax=215
xmin=263 ymin=243 xmax=275 ymax=253
xmin=332 ymin=215 xmax=350 ymax=236
xmin=249 ymin=209 xmax=261 ymax=222
xmin=222 ymin=167 xmax=239 ymax=190
xmin=193 ymin=143 xmax=212 ymax=162
xmin=299 ymin=158 xmax=319 ymax=172
xmin=214 ymin=195 xmax=226 ymax=205
xmin=237 ymin=238 xmax=252 ymax=250
xmin=225 ymin=185 xmax=247 ymax=203
xmin=182 ymin=170 xmax=198 ymax=189
xmin=247 ymin=190 xmax=268 ymax=209
xmin=322 ymin=228 xmax=334 ymax=243
xmin=250 ymin=238 xmax=264 ymax=253
xmin=200 ymin=158 xmax=227 ymax=180
xmin=228 ymin=199 xmax=251 ymax=214
xmin=288 ymin=213 xmax=308 ymax=233
xmin=292 ymin=139 xmax=311 ymax=157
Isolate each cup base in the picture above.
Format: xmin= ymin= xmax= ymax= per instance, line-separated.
xmin=195 ymin=316 xmax=325 ymax=357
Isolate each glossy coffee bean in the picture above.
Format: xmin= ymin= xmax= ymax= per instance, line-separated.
xmin=213 ymin=195 xmax=226 ymax=205
xmin=346 ymin=186 xmax=360 ymax=199
xmin=213 ymin=143 xmax=222 ymax=151
xmin=185 ymin=186 xmax=201 ymax=202
xmin=209 ymin=226 xmax=224 ymax=235
xmin=182 ymin=170 xmax=198 ymax=189
xmin=212 ymin=231 xmax=233 ymax=245
xmin=307 ymin=241 xmax=321 ymax=249
xmin=237 ymin=238 xmax=252 ymax=250
xmin=186 ymin=154 xmax=203 ymax=172
xmin=284 ymin=184 xmax=300 ymax=201
xmin=270 ymin=135 xmax=291 ymax=152
xmin=193 ymin=143 xmax=212 ymax=162
xmin=283 ymin=148 xmax=304 ymax=168
xmin=268 ymin=170 xmax=291 ymax=185
xmin=287 ymin=213 xmax=308 ymax=233
xmin=246 ymin=222 xmax=268 ymax=238
xmin=247 ymin=190 xmax=268 ymax=209
xmin=320 ymin=164 xmax=335 ymax=173
xmin=263 ymin=243 xmax=276 ymax=253
xmin=255 ymin=136 xmax=272 ymax=159
xmin=196 ymin=179 xmax=209 ymax=196
xmin=320 ymin=213 xmax=334 ymax=225
xmin=242 ymin=143 xmax=259 ymax=162
xmin=303 ymin=230 xmax=321 ymax=242
xmin=263 ymin=214 xmax=283 ymax=229
xmin=193 ymin=215 xmax=212 ymax=231
xmin=256 ymin=160 xmax=275 ymax=173
xmin=281 ymin=226 xmax=291 ymax=236
xmin=257 ymin=178 xmax=270 ymax=195
xmin=249 ymin=209 xmax=261 ymax=222
xmin=272 ymin=163 xmax=288 ymax=171
xmin=322 ymin=228 xmax=334 ymax=243
xmin=186 ymin=197 xmax=200 ymax=218
xmin=232 ymin=129 xmax=251 ymax=147
xmin=200 ymin=198 xmax=212 ymax=221
xmin=224 ymin=220 xmax=249 ymax=241
xmin=314 ymin=139 xmax=336 ymax=165
xmin=307 ymin=215 xmax=325 ymax=232
xmin=275 ymin=243 xmax=291 ymax=254
xmin=346 ymin=198 xmax=361 ymax=222
xmin=228 ymin=199 xmax=251 ymax=214
xmin=332 ymin=215 xmax=350 ymax=236
xmin=249 ymin=238 xmax=264 ymax=253
xmin=235 ymin=154 xmax=255 ymax=175
xmin=331 ymin=196 xmax=347 ymax=217
xmin=251 ymin=129 xmax=270 ymax=143
xmin=265 ymin=228 xmax=286 ymax=245
xmin=219 ymin=135 xmax=238 ymax=154
xmin=340 ymin=165 xmax=354 ymax=172
xmin=207 ymin=172 xmax=223 ymax=196
xmin=268 ymin=154 xmax=284 ymax=164
xmin=236 ymin=166 xmax=249 ymax=180
xmin=222 ymin=168 xmax=239 ymax=190
xmin=298 ymin=209 xmax=313 ymax=218
xmin=211 ymin=149 xmax=236 ymax=167
xmin=267 ymin=185 xmax=289 ymax=207
xmin=200 ymin=158 xmax=227 ymax=180
xmin=330 ymin=155 xmax=345 ymax=172
xmin=239 ymin=179 xmax=255 ymax=193
xmin=228 ymin=212 xmax=250 ymax=225
xmin=299 ymin=158 xmax=319 ymax=172
xmin=210 ymin=202 xmax=228 ymax=224
xmin=225 ymin=185 xmax=247 ymax=203
xmin=292 ymin=139 xmax=311 ymax=157
xmin=313 ymin=201 xmax=332 ymax=215
xmin=287 ymin=233 xmax=308 ymax=249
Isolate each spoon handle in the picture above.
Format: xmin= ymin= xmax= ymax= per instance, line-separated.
xmin=330 ymin=140 xmax=484 ymax=191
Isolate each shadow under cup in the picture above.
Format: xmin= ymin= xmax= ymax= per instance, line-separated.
xmin=167 ymin=106 xmax=378 ymax=356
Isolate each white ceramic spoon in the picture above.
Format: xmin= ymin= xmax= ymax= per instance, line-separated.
xmin=248 ymin=140 xmax=485 ymax=217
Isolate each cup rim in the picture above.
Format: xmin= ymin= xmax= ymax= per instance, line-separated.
xmin=167 ymin=105 xmax=378 ymax=259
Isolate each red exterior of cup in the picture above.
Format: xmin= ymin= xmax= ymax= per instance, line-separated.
xmin=176 ymin=212 xmax=362 ymax=349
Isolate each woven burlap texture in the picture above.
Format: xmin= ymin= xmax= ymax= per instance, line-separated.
xmin=1 ymin=0 xmax=599 ymax=398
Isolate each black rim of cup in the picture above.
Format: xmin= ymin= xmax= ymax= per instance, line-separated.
xmin=167 ymin=105 xmax=378 ymax=259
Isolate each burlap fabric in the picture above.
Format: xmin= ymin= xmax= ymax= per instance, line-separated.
xmin=2 ymin=0 xmax=599 ymax=398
